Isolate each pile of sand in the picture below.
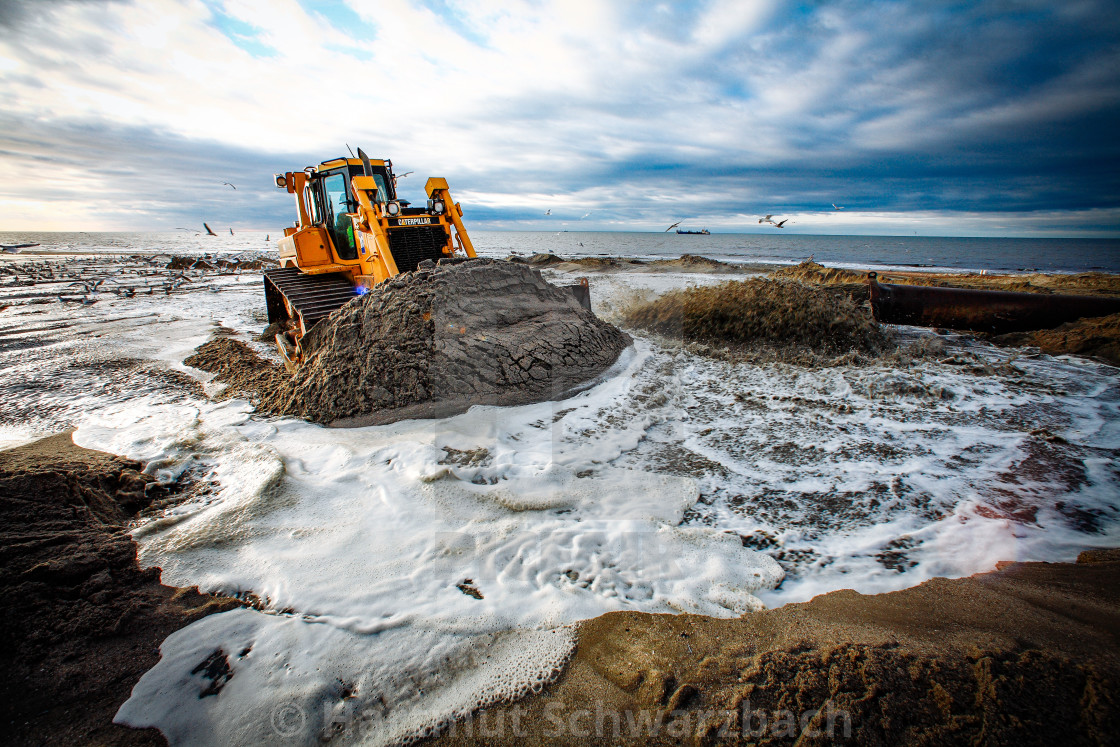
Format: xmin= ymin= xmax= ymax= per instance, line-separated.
xmin=770 ymin=260 xmax=867 ymax=286
xmin=248 ymin=259 xmax=630 ymax=425
xmin=0 ymin=434 xmax=239 ymax=745
xmin=623 ymin=277 xmax=885 ymax=360
xmin=777 ymin=260 xmax=1120 ymax=298
xmin=430 ymin=552 xmax=1120 ymax=746
xmin=648 ymin=254 xmax=732 ymax=270
xmin=507 ymin=253 xmax=567 ymax=266
xmin=992 ymin=312 xmax=1120 ymax=366
xmin=184 ymin=337 xmax=287 ymax=401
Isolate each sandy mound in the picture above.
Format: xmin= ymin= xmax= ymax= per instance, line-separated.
xmin=992 ymin=312 xmax=1120 ymax=366
xmin=429 ymin=555 xmax=1120 ymax=745
xmin=623 ymin=277 xmax=885 ymax=360
xmin=184 ymin=337 xmax=287 ymax=401
xmin=507 ymin=253 xmax=568 ymax=266
xmin=778 ymin=260 xmax=1120 ymax=297
xmin=770 ymin=260 xmax=867 ymax=285
xmin=648 ymin=254 xmax=733 ymax=270
xmin=0 ymin=433 xmax=239 ymax=745
xmin=259 ymin=259 xmax=630 ymax=425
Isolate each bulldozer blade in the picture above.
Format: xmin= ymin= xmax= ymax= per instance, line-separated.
xmin=297 ymin=318 xmax=331 ymax=360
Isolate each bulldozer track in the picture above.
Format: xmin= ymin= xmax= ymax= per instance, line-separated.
xmin=263 ymin=267 xmax=357 ymax=333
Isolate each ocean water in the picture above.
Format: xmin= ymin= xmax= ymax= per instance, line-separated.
xmin=477 ymin=231 xmax=1120 ymax=274
xmin=2 ymin=241 xmax=1118 ymax=744
xmin=3 ymin=230 xmax=1119 ymax=273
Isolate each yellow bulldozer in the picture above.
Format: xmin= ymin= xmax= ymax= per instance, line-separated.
xmin=264 ymin=149 xmax=476 ymax=367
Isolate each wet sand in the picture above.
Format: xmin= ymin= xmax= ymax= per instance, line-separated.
xmin=991 ymin=313 xmax=1120 ymax=366
xmin=0 ymin=434 xmax=240 ymax=745
xmin=430 ymin=552 xmax=1120 ymax=745
xmin=771 ymin=259 xmax=1120 ymax=296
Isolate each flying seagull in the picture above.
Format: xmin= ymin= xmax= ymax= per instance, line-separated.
xmin=204 ymin=223 xmax=217 ymax=236
xmin=665 ymin=221 xmax=682 ymax=232
xmin=774 ymin=219 xmax=788 ymax=228
xmin=222 ymin=182 xmax=237 ymax=190
xmin=545 ymin=209 xmax=552 ymax=216
xmin=758 ymin=215 xmax=773 ymax=224
xmin=391 ymin=171 xmax=413 ymax=187
xmin=832 ymin=203 xmax=844 ymax=210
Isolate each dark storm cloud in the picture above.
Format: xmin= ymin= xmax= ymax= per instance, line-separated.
xmin=706 ymin=0 xmax=1120 ymax=212
xmin=728 ymin=3 xmax=1106 ymax=215
xmin=0 ymin=115 xmax=312 ymax=228
xmin=0 ymin=0 xmax=127 ymax=29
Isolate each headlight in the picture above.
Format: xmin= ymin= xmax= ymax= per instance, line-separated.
xmin=432 ymin=199 xmax=445 ymax=215
xmin=274 ymin=174 xmax=286 ymax=188
xmin=386 ymin=201 xmax=401 ymax=216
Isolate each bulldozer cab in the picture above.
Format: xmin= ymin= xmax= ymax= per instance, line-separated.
xmin=314 ymin=163 xmax=395 ymax=261
xmin=320 ymin=171 xmax=358 ymax=260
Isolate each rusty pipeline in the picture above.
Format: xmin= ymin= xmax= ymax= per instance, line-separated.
xmin=867 ymin=272 xmax=1120 ymax=334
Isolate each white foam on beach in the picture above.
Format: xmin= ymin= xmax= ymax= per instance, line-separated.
xmin=114 ymin=608 xmax=574 ymax=746
xmin=76 ymin=342 xmax=783 ymax=744
xmin=600 ymin=327 xmax=1120 ymax=605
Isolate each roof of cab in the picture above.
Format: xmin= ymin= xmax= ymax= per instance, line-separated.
xmin=316 ymin=157 xmax=388 ymax=171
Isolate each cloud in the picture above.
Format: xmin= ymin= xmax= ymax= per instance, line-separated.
xmin=0 ymin=0 xmax=1117 ymax=235
xmin=0 ymin=0 xmax=121 ymax=29
xmin=0 ymin=114 xmax=309 ymax=229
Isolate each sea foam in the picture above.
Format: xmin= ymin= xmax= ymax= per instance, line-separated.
xmin=79 ymin=342 xmax=784 ymax=744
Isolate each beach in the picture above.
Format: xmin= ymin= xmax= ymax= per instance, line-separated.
xmin=2 ymin=246 xmax=1119 ymax=744
xmin=430 ymin=551 xmax=1120 ymax=745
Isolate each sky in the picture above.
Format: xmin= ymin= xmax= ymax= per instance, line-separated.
xmin=1 ymin=0 xmax=1118 ymax=236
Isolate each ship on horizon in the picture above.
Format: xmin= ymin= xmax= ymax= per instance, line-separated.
xmin=676 ymin=228 xmax=710 ymax=235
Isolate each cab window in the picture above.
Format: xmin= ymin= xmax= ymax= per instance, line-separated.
xmin=307 ymin=181 xmax=323 ymax=224
xmin=347 ymin=165 xmax=393 ymax=203
xmin=321 ymin=172 xmax=358 ymax=260
xmin=369 ymin=174 xmax=390 ymax=203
